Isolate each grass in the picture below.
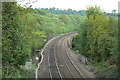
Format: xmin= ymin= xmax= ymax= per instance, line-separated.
xmin=89 ymin=62 xmax=118 ymax=78
xmin=19 ymin=63 xmax=37 ymax=78
xmin=90 ymin=63 xmax=108 ymax=72
xmin=0 ymin=67 xmax=1 ymax=79
xmin=3 ymin=63 xmax=37 ymax=78
xmin=96 ymin=66 xmax=118 ymax=78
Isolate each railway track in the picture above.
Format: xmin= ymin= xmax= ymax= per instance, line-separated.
xmin=56 ymin=36 xmax=75 ymax=78
xmin=63 ymin=36 xmax=84 ymax=78
xmin=60 ymin=35 xmax=84 ymax=79
xmin=48 ymin=38 xmax=62 ymax=79
xmin=37 ymin=32 xmax=85 ymax=79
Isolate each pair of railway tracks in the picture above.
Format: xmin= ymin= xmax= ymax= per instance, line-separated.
xmin=47 ymin=34 xmax=84 ymax=79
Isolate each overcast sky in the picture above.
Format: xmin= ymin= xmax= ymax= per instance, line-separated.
xmin=18 ymin=0 xmax=120 ymax=13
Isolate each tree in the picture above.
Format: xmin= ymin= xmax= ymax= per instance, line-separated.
xmin=112 ymin=9 xmax=116 ymax=13
xmin=85 ymin=6 xmax=102 ymax=19
xmin=73 ymin=6 xmax=117 ymax=63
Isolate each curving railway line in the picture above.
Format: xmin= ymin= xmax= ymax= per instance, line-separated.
xmin=36 ymin=33 xmax=87 ymax=79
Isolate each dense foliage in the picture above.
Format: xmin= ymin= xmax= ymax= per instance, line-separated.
xmin=33 ymin=8 xmax=82 ymax=38
xmin=72 ymin=6 xmax=119 ymax=78
xmin=2 ymin=2 xmax=47 ymax=78
xmin=73 ymin=6 xmax=118 ymax=64
xmin=2 ymin=2 xmax=82 ymax=78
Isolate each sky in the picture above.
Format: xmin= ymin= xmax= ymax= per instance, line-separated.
xmin=18 ymin=0 xmax=120 ymax=13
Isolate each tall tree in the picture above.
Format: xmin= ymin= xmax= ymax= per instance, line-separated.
xmin=85 ymin=6 xmax=102 ymax=19
xmin=112 ymin=9 xmax=116 ymax=13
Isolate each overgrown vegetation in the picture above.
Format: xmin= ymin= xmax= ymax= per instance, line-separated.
xmin=72 ymin=6 xmax=118 ymax=78
xmin=33 ymin=8 xmax=82 ymax=38
xmin=2 ymin=2 xmax=82 ymax=78
xmin=2 ymin=2 xmax=46 ymax=78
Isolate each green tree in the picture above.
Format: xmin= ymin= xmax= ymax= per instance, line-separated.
xmin=112 ymin=9 xmax=116 ymax=13
xmin=85 ymin=6 xmax=102 ymax=19
xmin=73 ymin=6 xmax=117 ymax=64
xmin=2 ymin=2 xmax=27 ymax=77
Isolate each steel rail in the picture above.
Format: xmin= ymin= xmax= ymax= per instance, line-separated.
xmin=58 ymin=36 xmax=75 ymax=78
xmin=48 ymin=38 xmax=62 ymax=79
xmin=63 ymin=36 xmax=85 ymax=79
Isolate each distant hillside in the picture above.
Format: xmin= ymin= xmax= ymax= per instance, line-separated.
xmin=38 ymin=7 xmax=85 ymax=16
xmin=105 ymin=13 xmax=119 ymax=17
xmin=38 ymin=7 xmax=119 ymax=17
